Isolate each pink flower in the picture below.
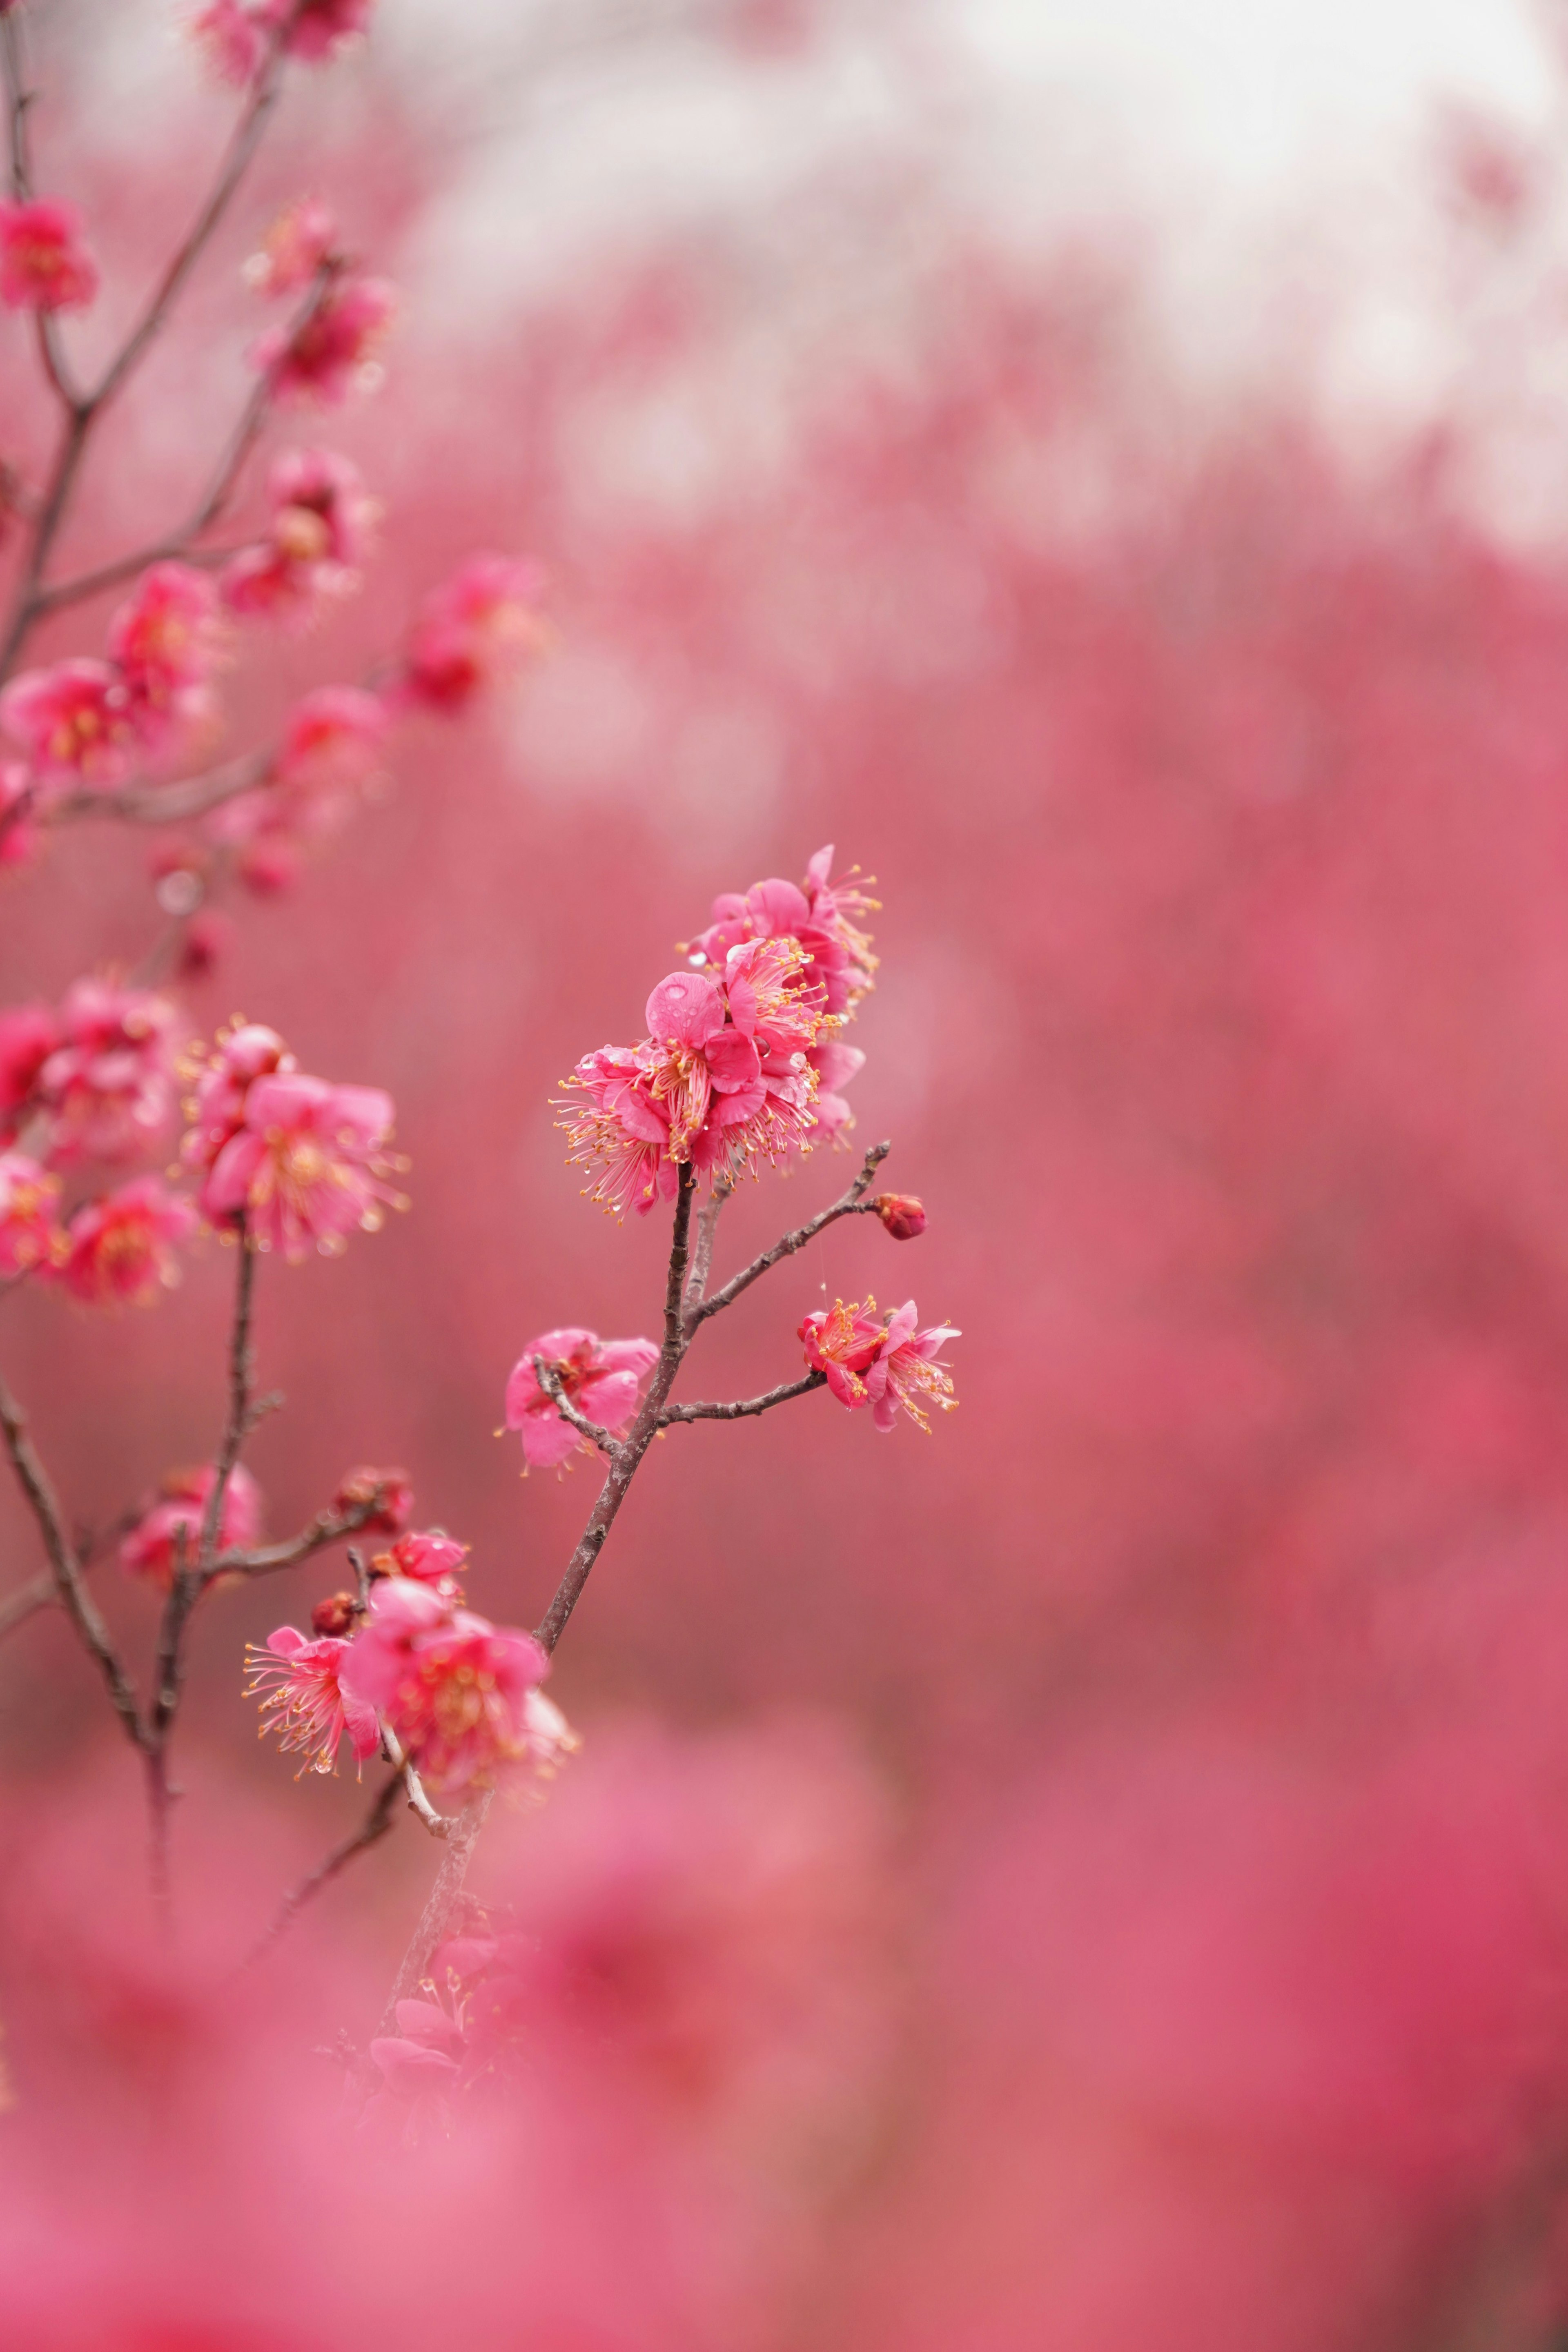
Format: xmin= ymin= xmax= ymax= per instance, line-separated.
xmin=802 ymin=1294 xmax=958 ymax=1431
xmin=0 ymin=659 xmax=136 ymax=787
xmin=0 ymin=198 xmax=97 ymax=311
xmin=253 ymin=274 xmax=395 ymax=405
xmin=189 ymin=0 xmax=269 ymax=82
xmin=275 ymin=685 xmax=388 ymax=792
xmin=0 ymin=1152 xmax=64 ymax=1276
xmin=36 ymin=979 xmax=181 ymax=1163
xmin=107 ymin=563 xmax=223 ymax=751
xmin=56 ymin=1177 xmax=195 ymax=1306
xmin=393 ymin=554 xmax=547 ymax=714
xmin=195 ymin=1066 xmax=404 ymax=1259
xmin=339 ymin=1578 xmax=556 ymax=1793
xmin=333 ymin=1463 xmax=413 ymax=1535
xmin=245 ymin=1624 xmax=381 ymax=1776
xmin=686 ymin=844 xmax=879 ymax=1017
xmin=0 ymin=1004 xmax=54 ymax=1135
xmin=873 ymin=1191 xmax=927 ymax=1240
xmin=805 ymin=1034 xmax=865 ymax=1141
xmin=179 ymin=1020 xmax=294 ymax=1179
xmin=190 ymin=0 xmax=374 ymax=80
xmin=504 ymin=1327 xmax=659 ymax=1470
xmin=120 ymin=1463 xmax=263 ymax=1585
xmin=277 ymin=0 xmax=375 ymax=62
xmin=222 ymin=448 xmax=376 ymax=621
xmin=374 ymin=1530 xmax=468 ymax=1593
xmin=243 ymin=196 xmax=337 ymax=296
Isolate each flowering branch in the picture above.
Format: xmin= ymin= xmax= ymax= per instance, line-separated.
xmin=532 ymin=1354 xmax=625 ymax=1459
xmin=206 ymin=1490 xmax=394 ymax=1587
xmin=659 ymin=1370 xmax=826 ymax=1425
xmin=684 ymin=1138 xmax=890 ymax=1332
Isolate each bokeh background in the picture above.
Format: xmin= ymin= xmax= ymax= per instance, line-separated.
xmin=10 ymin=1 xmax=1568 ymax=2344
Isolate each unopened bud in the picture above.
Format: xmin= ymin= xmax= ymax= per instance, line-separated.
xmin=310 ymin=1591 xmax=358 ymax=1637
xmin=873 ymin=1192 xmax=926 ymax=1241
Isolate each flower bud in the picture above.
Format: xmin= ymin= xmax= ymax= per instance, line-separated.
xmin=310 ymin=1591 xmax=359 ymax=1638
xmin=873 ymin=1191 xmax=926 ymax=1241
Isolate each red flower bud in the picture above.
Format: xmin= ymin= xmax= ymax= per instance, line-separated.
xmin=310 ymin=1591 xmax=359 ymax=1638
xmin=873 ymin=1191 xmax=926 ymax=1241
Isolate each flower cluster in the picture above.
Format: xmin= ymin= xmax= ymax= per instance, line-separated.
xmin=0 ymin=979 xmax=183 ymax=1164
xmin=504 ymin=1327 xmax=659 ymax=1470
xmin=220 ymin=447 xmax=377 ymax=623
xmin=801 ymin=1296 xmax=960 ymax=1432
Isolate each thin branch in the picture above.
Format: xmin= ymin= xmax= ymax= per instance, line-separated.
xmin=378 ymin=1786 xmax=492 ymax=2033
xmin=660 ymin=1370 xmax=825 ymax=1425
xmin=532 ymin=1354 xmax=624 ymax=1459
xmin=684 ymin=1170 xmax=735 ymax=1312
xmin=1 ymin=9 xmax=82 ymax=410
xmin=684 ymin=1140 xmax=890 ymax=1332
xmin=204 ymin=1490 xmax=389 ymax=1589
xmin=47 ymin=748 xmax=274 ymax=830
xmin=0 ymin=1565 xmax=55 ymax=1642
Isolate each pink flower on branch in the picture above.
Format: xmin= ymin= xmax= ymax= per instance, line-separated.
xmin=190 ymin=0 xmax=376 ymax=82
xmin=392 ymin=554 xmax=548 ymax=715
xmin=56 ymin=1176 xmax=195 ymax=1306
xmin=120 ymin=1463 xmax=263 ymax=1586
xmin=339 ymin=1578 xmax=562 ymax=1794
xmin=253 ymin=273 xmax=395 ymax=405
xmin=686 ymin=843 xmax=879 ymax=1017
xmin=373 ymin=1529 xmax=469 ymax=1594
xmin=107 ymin=563 xmax=224 ymax=752
xmin=245 ymin=1624 xmax=381 ymax=1776
xmin=193 ymin=1065 xmax=404 ymax=1260
xmin=180 ymin=1019 xmax=294 ymax=1177
xmin=800 ymin=1295 xmax=959 ymax=1430
xmin=504 ymin=1327 xmax=659 ymax=1470
xmin=0 ymin=1152 xmax=65 ymax=1276
xmin=243 ymin=196 xmax=338 ymax=297
xmin=0 ymin=197 xmax=97 ymax=311
xmin=222 ymin=447 xmax=377 ymax=621
xmin=0 ymin=659 xmax=136 ymax=787
xmin=36 ymin=979 xmax=182 ymax=1164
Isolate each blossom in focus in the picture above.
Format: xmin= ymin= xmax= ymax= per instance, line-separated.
xmin=686 ymin=843 xmax=879 ymax=1016
xmin=120 ymin=1463 xmax=263 ymax=1584
xmin=504 ymin=1327 xmax=659 ymax=1470
xmin=802 ymin=1295 xmax=958 ymax=1432
xmin=806 ymin=1034 xmax=865 ymax=1141
xmin=0 ymin=659 xmax=135 ymax=787
xmin=107 ymin=564 xmax=223 ymax=749
xmin=873 ymin=1191 xmax=927 ymax=1240
xmin=0 ymin=1002 xmax=55 ymax=1134
xmin=243 ymin=196 xmax=337 ymax=296
xmin=56 ymin=1177 xmax=195 ymax=1306
xmin=245 ymin=1625 xmax=381 ymax=1776
xmin=253 ymin=274 xmax=395 ymax=405
xmin=194 ymin=1065 xmax=403 ymax=1259
xmin=333 ymin=1463 xmax=413 ymax=1535
xmin=221 ymin=447 xmax=376 ymax=620
xmin=373 ymin=1530 xmax=468 ymax=1594
xmin=0 ymin=1152 xmax=64 ymax=1276
xmin=393 ymin=554 xmax=547 ymax=714
xmin=799 ymin=1296 xmax=885 ymax=1407
xmin=36 ymin=979 xmax=181 ymax=1163
xmin=339 ymin=1578 xmax=555 ymax=1793
xmin=0 ymin=198 xmax=97 ymax=311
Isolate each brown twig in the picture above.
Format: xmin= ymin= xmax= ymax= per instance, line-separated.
xmin=684 ymin=1140 xmax=890 ymax=1331
xmin=204 ymin=1490 xmax=389 ymax=1589
xmin=659 ymin=1370 xmax=826 ymax=1425
xmin=377 ymin=1786 xmax=493 ymax=2033
xmin=532 ymin=1354 xmax=624 ymax=1459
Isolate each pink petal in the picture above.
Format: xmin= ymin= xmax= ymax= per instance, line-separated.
xmin=644 ymin=971 xmax=725 ymax=1048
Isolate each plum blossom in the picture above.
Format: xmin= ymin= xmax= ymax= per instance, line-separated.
xmin=392 ymin=554 xmax=547 ymax=714
xmin=253 ymin=273 xmax=395 ymax=405
xmin=0 ymin=198 xmax=97 ymax=310
xmin=0 ymin=1152 xmax=64 ymax=1276
xmin=801 ymin=1294 xmax=958 ymax=1431
xmin=873 ymin=1191 xmax=927 ymax=1240
xmin=276 ymin=685 xmax=388 ymax=793
xmin=221 ymin=447 xmax=376 ymax=621
xmin=0 ymin=1004 xmax=53 ymax=1137
xmin=339 ymin=1578 xmax=560 ymax=1793
xmin=191 ymin=0 xmax=374 ymax=81
xmin=504 ymin=1327 xmax=659 ymax=1470
xmin=120 ymin=1463 xmax=263 ymax=1585
xmin=372 ymin=1530 xmax=468 ymax=1594
xmin=0 ymin=659 xmax=135 ymax=788
xmin=686 ymin=844 xmax=879 ymax=1017
xmin=333 ymin=1463 xmax=413 ymax=1535
xmin=35 ymin=979 xmax=182 ymax=1163
xmin=242 ymin=196 xmax=337 ymax=296
xmin=179 ymin=1019 xmax=294 ymax=1178
xmin=107 ymin=563 xmax=223 ymax=751
xmin=192 ymin=1063 xmax=404 ymax=1260
xmin=56 ymin=1177 xmax=195 ymax=1306
xmin=245 ymin=1625 xmax=381 ymax=1776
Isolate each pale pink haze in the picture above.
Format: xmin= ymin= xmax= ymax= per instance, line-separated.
xmin=0 ymin=659 xmax=135 ymax=787
xmin=339 ymin=1578 xmax=556 ymax=1792
xmin=36 ymin=979 xmax=181 ymax=1164
xmin=56 ymin=1177 xmax=196 ymax=1306
xmin=222 ymin=446 xmax=376 ymax=620
xmin=0 ymin=1151 xmax=63 ymax=1276
xmin=245 ymin=1624 xmax=381 ymax=1776
xmin=253 ymin=274 xmax=395 ymax=405
xmin=194 ymin=1065 xmax=402 ymax=1260
xmin=0 ymin=198 xmax=97 ymax=311
xmin=394 ymin=554 xmax=547 ymax=714
xmin=120 ymin=1462 xmax=263 ymax=1585
xmin=374 ymin=1530 xmax=468 ymax=1591
xmin=244 ymin=195 xmax=337 ymax=296
xmin=802 ymin=1294 xmax=958 ymax=1432
xmin=505 ymin=1327 xmax=660 ymax=1470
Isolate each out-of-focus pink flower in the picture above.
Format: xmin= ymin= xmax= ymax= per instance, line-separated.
xmin=333 ymin=1463 xmax=413 ymax=1535
xmin=190 ymin=0 xmax=374 ymax=80
xmin=0 ymin=762 xmax=37 ymax=869
xmin=275 ymin=684 xmax=388 ymax=792
xmin=36 ymin=979 xmax=181 ymax=1163
xmin=243 ymin=195 xmax=337 ymax=296
xmin=0 ymin=659 xmax=135 ymax=787
xmin=222 ymin=447 xmax=377 ymax=620
xmin=189 ymin=0 xmax=269 ymax=82
xmin=196 ymin=1065 xmax=403 ymax=1259
xmin=0 ymin=198 xmax=97 ymax=311
xmin=504 ymin=1327 xmax=659 ymax=1470
xmin=393 ymin=554 xmax=547 ymax=714
xmin=339 ymin=1578 xmax=557 ymax=1793
xmin=107 ymin=563 xmax=223 ymax=750
xmin=174 ymin=909 xmax=229 ymax=983
xmin=245 ymin=1624 xmax=381 ymax=1775
xmin=179 ymin=1019 xmax=294 ymax=1179
xmin=253 ymin=274 xmax=395 ymax=405
xmin=874 ymin=1191 xmax=927 ymax=1241
xmin=806 ymin=1033 xmax=865 ymax=1140
xmin=120 ymin=1463 xmax=263 ymax=1585
xmin=0 ymin=1151 xmax=64 ymax=1276
xmin=373 ymin=1529 xmax=468 ymax=1593
xmin=0 ymin=1002 xmax=55 ymax=1134
xmin=686 ymin=843 xmax=879 ymax=1016
xmin=56 ymin=1177 xmax=195 ymax=1306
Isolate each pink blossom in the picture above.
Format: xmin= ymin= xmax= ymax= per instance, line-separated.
xmin=393 ymin=554 xmax=547 ymax=714
xmin=195 ymin=1065 xmax=403 ymax=1259
xmin=244 ymin=1624 xmax=381 ymax=1776
xmin=798 ymin=1295 xmax=885 ymax=1407
xmin=179 ymin=1020 xmax=294 ymax=1180
xmin=802 ymin=1294 xmax=958 ymax=1431
xmin=0 ymin=1002 xmax=55 ymax=1134
xmin=188 ymin=0 xmax=269 ymax=82
xmin=190 ymin=0 xmax=374 ymax=80
xmin=339 ymin=1578 xmax=556 ymax=1793
xmin=36 ymin=979 xmax=181 ymax=1163
xmin=275 ymin=685 xmax=388 ymax=792
xmin=0 ymin=198 xmax=97 ymax=311
xmin=504 ymin=1327 xmax=659 ymax=1470
xmin=222 ymin=448 xmax=376 ymax=620
xmin=107 ymin=563 xmax=223 ymax=750
xmin=0 ymin=1152 xmax=64 ymax=1276
xmin=0 ymin=659 xmax=136 ymax=788
xmin=873 ymin=1190 xmax=927 ymax=1240
xmin=243 ymin=196 xmax=337 ymax=296
xmin=333 ymin=1463 xmax=413 ymax=1535
xmin=56 ymin=1177 xmax=195 ymax=1306
xmin=253 ymin=274 xmax=395 ymax=405
xmin=686 ymin=844 xmax=879 ymax=1017
xmin=120 ymin=1463 xmax=263 ymax=1586
xmin=374 ymin=1529 xmax=468 ymax=1592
